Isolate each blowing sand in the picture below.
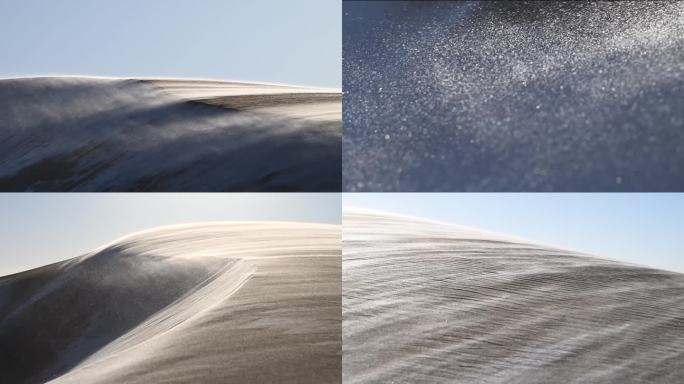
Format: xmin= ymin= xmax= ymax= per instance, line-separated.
xmin=0 ymin=77 xmax=341 ymax=191
xmin=343 ymin=208 xmax=684 ymax=383
xmin=343 ymin=1 xmax=684 ymax=191
xmin=0 ymin=222 xmax=341 ymax=384
xmin=150 ymin=79 xmax=341 ymax=121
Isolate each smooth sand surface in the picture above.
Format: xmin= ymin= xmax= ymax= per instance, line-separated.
xmin=343 ymin=208 xmax=684 ymax=383
xmin=0 ymin=77 xmax=341 ymax=191
xmin=0 ymin=222 xmax=341 ymax=384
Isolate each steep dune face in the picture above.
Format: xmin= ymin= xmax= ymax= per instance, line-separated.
xmin=0 ymin=77 xmax=341 ymax=191
xmin=343 ymin=1 xmax=684 ymax=191
xmin=343 ymin=208 xmax=684 ymax=383
xmin=0 ymin=222 xmax=341 ymax=384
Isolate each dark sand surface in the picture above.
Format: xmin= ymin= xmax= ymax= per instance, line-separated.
xmin=343 ymin=1 xmax=684 ymax=191
xmin=0 ymin=77 xmax=341 ymax=191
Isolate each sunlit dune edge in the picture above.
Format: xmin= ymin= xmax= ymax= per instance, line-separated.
xmin=0 ymin=222 xmax=341 ymax=384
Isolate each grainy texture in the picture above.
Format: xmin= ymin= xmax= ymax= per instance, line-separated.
xmin=0 ymin=77 xmax=341 ymax=191
xmin=343 ymin=208 xmax=684 ymax=383
xmin=0 ymin=222 xmax=341 ymax=384
xmin=343 ymin=1 xmax=684 ymax=191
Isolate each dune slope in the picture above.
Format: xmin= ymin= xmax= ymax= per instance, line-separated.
xmin=0 ymin=222 xmax=341 ymax=384
xmin=0 ymin=77 xmax=341 ymax=191
xmin=343 ymin=208 xmax=684 ymax=383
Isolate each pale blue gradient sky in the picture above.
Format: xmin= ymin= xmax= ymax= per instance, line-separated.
xmin=0 ymin=193 xmax=341 ymax=276
xmin=344 ymin=194 xmax=684 ymax=273
xmin=0 ymin=0 xmax=340 ymax=87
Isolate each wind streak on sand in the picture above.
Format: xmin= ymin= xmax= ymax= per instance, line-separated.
xmin=343 ymin=208 xmax=684 ymax=383
xmin=0 ymin=77 xmax=341 ymax=191
xmin=0 ymin=222 xmax=341 ymax=384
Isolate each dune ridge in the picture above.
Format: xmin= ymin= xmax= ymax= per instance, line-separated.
xmin=0 ymin=222 xmax=341 ymax=384
xmin=0 ymin=76 xmax=341 ymax=191
xmin=343 ymin=208 xmax=684 ymax=383
xmin=147 ymin=79 xmax=341 ymax=121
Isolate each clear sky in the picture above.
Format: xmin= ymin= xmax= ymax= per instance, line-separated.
xmin=0 ymin=0 xmax=340 ymax=87
xmin=344 ymin=193 xmax=684 ymax=274
xmin=0 ymin=193 xmax=341 ymax=276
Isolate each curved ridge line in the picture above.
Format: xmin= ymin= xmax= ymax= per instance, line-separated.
xmin=344 ymin=206 xmax=670 ymax=273
xmin=54 ymin=258 xmax=256 ymax=380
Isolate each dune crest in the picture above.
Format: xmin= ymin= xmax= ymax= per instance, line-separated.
xmin=0 ymin=222 xmax=341 ymax=384
xmin=343 ymin=208 xmax=684 ymax=383
xmin=0 ymin=76 xmax=341 ymax=192
xmin=148 ymin=79 xmax=341 ymax=121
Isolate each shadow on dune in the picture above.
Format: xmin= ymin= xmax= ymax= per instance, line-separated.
xmin=0 ymin=222 xmax=341 ymax=384
xmin=0 ymin=77 xmax=341 ymax=191
xmin=0 ymin=250 xmax=232 ymax=384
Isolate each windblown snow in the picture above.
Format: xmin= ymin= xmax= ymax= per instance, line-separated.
xmin=0 ymin=77 xmax=341 ymax=191
xmin=343 ymin=208 xmax=684 ymax=383
xmin=0 ymin=222 xmax=341 ymax=384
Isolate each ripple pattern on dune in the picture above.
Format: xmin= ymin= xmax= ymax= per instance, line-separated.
xmin=343 ymin=208 xmax=684 ymax=383
xmin=0 ymin=222 xmax=341 ymax=384
xmin=343 ymin=1 xmax=684 ymax=191
xmin=0 ymin=77 xmax=341 ymax=191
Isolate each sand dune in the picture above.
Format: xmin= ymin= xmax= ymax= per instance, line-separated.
xmin=343 ymin=208 xmax=684 ymax=383
xmin=344 ymin=1 xmax=684 ymax=191
xmin=0 ymin=222 xmax=341 ymax=384
xmin=150 ymin=79 xmax=341 ymax=121
xmin=0 ymin=77 xmax=341 ymax=191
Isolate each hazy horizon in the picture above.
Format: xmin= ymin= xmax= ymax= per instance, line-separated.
xmin=344 ymin=194 xmax=684 ymax=274
xmin=0 ymin=193 xmax=341 ymax=276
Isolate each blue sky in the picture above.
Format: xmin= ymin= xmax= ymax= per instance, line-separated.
xmin=2 ymin=193 xmax=681 ymax=275
xmin=344 ymin=194 xmax=684 ymax=273
xmin=0 ymin=0 xmax=340 ymax=87
xmin=0 ymin=193 xmax=341 ymax=275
